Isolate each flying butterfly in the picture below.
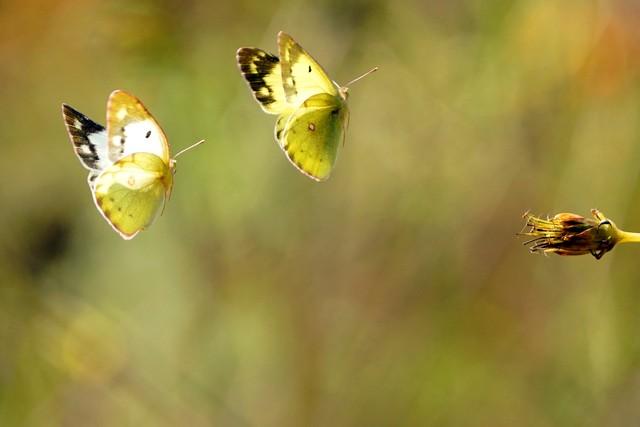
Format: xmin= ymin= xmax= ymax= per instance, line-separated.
xmin=236 ymin=31 xmax=377 ymax=182
xmin=62 ymin=90 xmax=204 ymax=239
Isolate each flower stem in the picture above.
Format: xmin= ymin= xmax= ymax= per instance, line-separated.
xmin=616 ymin=230 xmax=640 ymax=244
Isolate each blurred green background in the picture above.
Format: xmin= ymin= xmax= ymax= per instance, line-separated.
xmin=3 ymin=0 xmax=640 ymax=425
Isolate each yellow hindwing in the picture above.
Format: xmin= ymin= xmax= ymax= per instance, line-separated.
xmin=93 ymin=152 xmax=172 ymax=240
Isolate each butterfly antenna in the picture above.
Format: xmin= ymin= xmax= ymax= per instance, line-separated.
xmin=344 ymin=67 xmax=378 ymax=88
xmin=174 ymin=139 xmax=205 ymax=159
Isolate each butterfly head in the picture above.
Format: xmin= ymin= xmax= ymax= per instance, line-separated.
xmin=338 ymin=85 xmax=350 ymax=101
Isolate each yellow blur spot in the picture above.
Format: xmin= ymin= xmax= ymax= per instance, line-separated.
xmin=58 ymin=307 xmax=127 ymax=384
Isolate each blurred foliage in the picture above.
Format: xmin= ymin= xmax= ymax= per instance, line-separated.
xmin=3 ymin=0 xmax=640 ymax=425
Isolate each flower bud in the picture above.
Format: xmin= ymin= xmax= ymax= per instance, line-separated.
xmin=521 ymin=209 xmax=618 ymax=259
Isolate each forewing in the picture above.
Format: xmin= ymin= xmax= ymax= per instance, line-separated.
xmin=92 ymin=152 xmax=172 ymax=240
xmin=106 ymin=90 xmax=170 ymax=164
xmin=280 ymin=93 xmax=348 ymax=181
xmin=278 ymin=31 xmax=339 ymax=105
xmin=62 ymin=104 xmax=110 ymax=173
xmin=236 ymin=47 xmax=290 ymax=114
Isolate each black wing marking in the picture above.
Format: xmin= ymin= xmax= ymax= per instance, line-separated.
xmin=236 ymin=47 xmax=289 ymax=114
xmin=62 ymin=103 xmax=110 ymax=171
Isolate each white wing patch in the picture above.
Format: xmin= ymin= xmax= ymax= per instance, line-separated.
xmin=110 ymin=119 xmax=167 ymax=162
xmin=62 ymin=104 xmax=113 ymax=190
xmin=85 ymin=129 xmax=109 ymax=167
xmin=106 ymin=90 xmax=171 ymax=164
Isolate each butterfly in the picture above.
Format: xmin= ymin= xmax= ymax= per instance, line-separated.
xmin=62 ymin=90 xmax=204 ymax=240
xmin=236 ymin=31 xmax=376 ymax=182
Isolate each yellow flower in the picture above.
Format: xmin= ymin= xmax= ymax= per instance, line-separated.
xmin=520 ymin=209 xmax=640 ymax=259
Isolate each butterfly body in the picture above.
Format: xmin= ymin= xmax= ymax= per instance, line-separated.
xmin=237 ymin=32 xmax=352 ymax=182
xmin=63 ymin=90 xmax=180 ymax=239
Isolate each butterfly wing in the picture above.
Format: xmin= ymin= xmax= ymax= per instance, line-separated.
xmin=106 ymin=90 xmax=171 ymax=164
xmin=62 ymin=104 xmax=111 ymax=189
xmin=236 ymin=47 xmax=291 ymax=114
xmin=279 ymin=93 xmax=348 ymax=181
xmin=238 ymin=33 xmax=349 ymax=181
xmin=93 ymin=152 xmax=173 ymax=240
xmin=274 ymin=112 xmax=291 ymax=142
xmin=277 ymin=31 xmax=339 ymax=105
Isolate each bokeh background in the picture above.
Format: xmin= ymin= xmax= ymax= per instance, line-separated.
xmin=3 ymin=0 xmax=640 ymax=425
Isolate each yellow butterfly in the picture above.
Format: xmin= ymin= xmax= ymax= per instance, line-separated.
xmin=237 ymin=31 xmax=376 ymax=182
xmin=62 ymin=90 xmax=204 ymax=239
